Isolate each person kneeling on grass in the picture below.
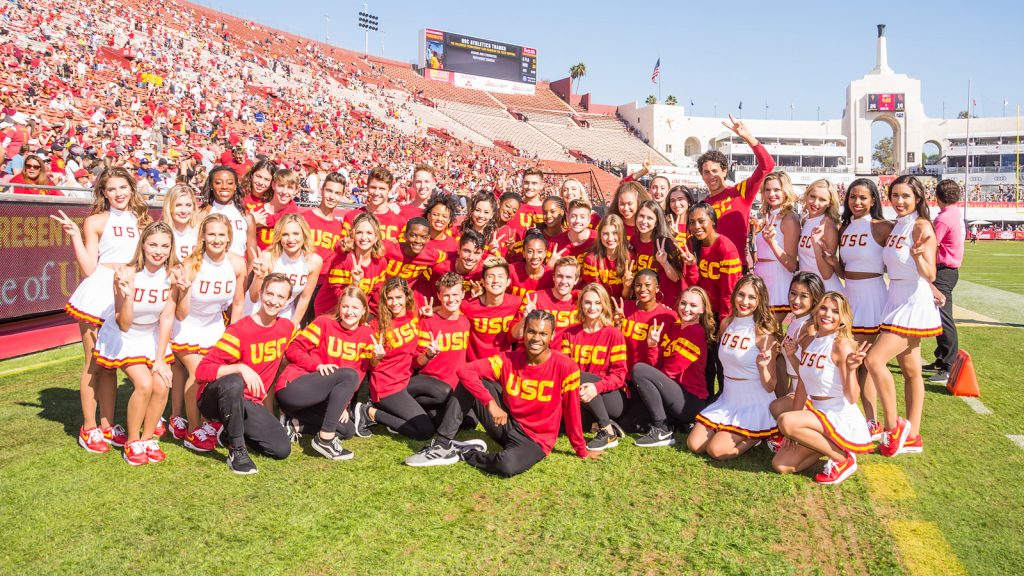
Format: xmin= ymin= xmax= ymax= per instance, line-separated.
xmin=194 ymin=272 xmax=295 ymax=475
xmin=405 ymin=310 xmax=601 ymax=476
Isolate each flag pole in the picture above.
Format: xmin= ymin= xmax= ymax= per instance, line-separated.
xmin=964 ymin=79 xmax=972 ymax=225
xmin=658 ymin=57 xmax=661 ymax=102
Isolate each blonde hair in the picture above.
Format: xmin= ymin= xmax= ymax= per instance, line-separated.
xmin=272 ymin=168 xmax=301 ymax=189
xmin=187 ymin=213 xmax=233 ymax=273
xmin=576 ymin=283 xmax=614 ymax=328
xmin=332 ymin=285 xmax=370 ymax=325
xmin=162 ymin=183 xmax=199 ymax=229
xmin=350 ymin=212 xmax=386 ymax=259
xmin=128 ymin=221 xmax=179 ymax=271
xmin=759 ymin=171 xmax=797 ymax=219
xmin=680 ymin=286 xmax=718 ymax=343
xmin=269 ymin=213 xmax=314 ymax=260
xmin=812 ymin=291 xmax=854 ymax=341
xmin=592 ymin=213 xmax=631 ymax=277
xmin=92 ymin=167 xmax=152 ymax=226
xmin=802 ymin=179 xmax=841 ymax=224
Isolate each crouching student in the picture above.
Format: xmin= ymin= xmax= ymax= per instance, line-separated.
xmin=194 ymin=272 xmax=296 ymax=474
xmin=404 ymin=310 xmax=600 ymax=476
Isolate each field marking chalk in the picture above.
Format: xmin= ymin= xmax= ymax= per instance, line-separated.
xmin=861 ymin=463 xmax=916 ymax=500
xmin=1007 ymin=435 xmax=1024 ymax=450
xmin=887 ymin=520 xmax=968 ymax=576
xmin=0 ymin=356 xmax=78 ymax=379
xmin=959 ymin=396 xmax=991 ymax=415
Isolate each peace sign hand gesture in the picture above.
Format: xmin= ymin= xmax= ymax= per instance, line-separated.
xmin=468 ymin=279 xmax=484 ymax=299
xmin=170 ymin=264 xmax=192 ymax=291
xmin=523 ymin=292 xmax=538 ymax=316
xmin=249 ymin=247 xmax=267 ymax=279
xmin=370 ymin=333 xmax=386 ymax=359
xmin=622 ymin=259 xmax=636 ymax=285
xmin=678 ymin=239 xmax=696 ymax=265
xmin=654 ymin=238 xmax=669 ymax=266
xmin=419 ymin=297 xmax=435 ymax=318
xmin=910 ymin=234 xmax=931 ymax=258
xmin=114 ymin=266 xmax=136 ymax=299
xmin=647 ymin=318 xmax=665 ymax=347
xmin=760 ymin=214 xmax=778 ymax=245
xmin=350 ymin=254 xmax=365 ymax=285
xmin=612 ymin=297 xmax=626 ymax=324
xmin=547 ymin=244 xmax=568 ymax=268
xmin=782 ymin=335 xmax=798 ymax=357
xmin=845 ymin=341 xmax=872 ymax=370
xmin=756 ymin=344 xmax=774 ymax=369
xmin=48 ymin=209 xmax=81 ymax=239
xmin=250 ymin=205 xmax=269 ymax=227
xmin=425 ymin=332 xmax=441 ymax=359
xmin=722 ymin=113 xmax=754 ymax=143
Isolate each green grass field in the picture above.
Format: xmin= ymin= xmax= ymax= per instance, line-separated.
xmin=2 ymin=324 xmax=1023 ymax=575
xmin=961 ymin=240 xmax=1024 ymax=296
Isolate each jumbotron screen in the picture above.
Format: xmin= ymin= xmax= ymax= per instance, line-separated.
xmin=422 ymin=28 xmax=536 ymax=86
xmin=867 ymin=93 xmax=905 ymax=112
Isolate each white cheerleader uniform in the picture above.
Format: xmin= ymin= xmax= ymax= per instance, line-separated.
xmin=880 ymin=214 xmax=941 ymax=338
xmin=753 ymin=208 xmax=794 ymax=313
xmin=65 ymin=208 xmax=140 ymax=326
xmin=798 ymin=214 xmax=844 ymax=293
xmin=93 ymin=267 xmax=173 ymax=368
xmin=696 ymin=315 xmax=778 ymax=438
xmin=797 ymin=332 xmax=874 ymax=454
xmin=785 ymin=313 xmax=811 ymax=381
xmin=208 ymin=201 xmax=248 ymax=257
xmin=171 ymin=254 xmax=236 ymax=355
xmin=243 ymin=251 xmax=310 ymax=320
xmin=173 ymin=225 xmax=197 ymax=261
xmin=839 ymin=216 xmax=887 ymax=335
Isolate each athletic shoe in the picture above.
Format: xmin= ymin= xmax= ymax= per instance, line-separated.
xmin=279 ymin=414 xmax=302 ymax=444
xmin=169 ymin=416 xmax=188 ymax=441
xmin=311 ymin=434 xmax=354 ymax=461
xmin=145 ymin=439 xmax=167 ymax=463
xmin=183 ymin=428 xmax=216 ymax=452
xmin=635 ymin=425 xmax=676 ymax=448
xmin=227 ymin=446 xmax=258 ymax=475
xmin=815 ymin=453 xmax=858 ymax=485
xmin=102 ymin=424 xmax=127 ymax=448
xmin=384 ymin=426 xmax=399 ymax=435
xmin=927 ymin=370 xmax=949 ymax=384
xmin=609 ymin=420 xmax=627 ymax=440
xmin=204 ymin=421 xmax=225 ymax=447
xmin=765 ymin=432 xmax=784 ymax=454
xmin=153 ymin=417 xmax=167 ymax=438
xmin=404 ymin=438 xmax=459 ymax=467
xmin=920 ymin=361 xmax=938 ymax=372
xmin=898 ymin=435 xmax=924 ymax=454
xmin=879 ymin=417 xmax=912 ymax=458
xmin=122 ymin=440 xmax=149 ymax=466
xmin=586 ymin=428 xmax=619 ymax=451
xmin=78 ymin=425 xmax=110 ymax=454
xmin=452 ymin=438 xmax=487 ymax=458
xmin=866 ymin=419 xmax=883 ymax=442
xmin=353 ymin=402 xmax=373 ymax=438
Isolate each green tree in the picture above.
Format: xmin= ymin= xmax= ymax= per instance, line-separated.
xmin=665 ymin=95 xmax=678 ymax=106
xmin=569 ymin=63 xmax=587 ymax=95
xmin=645 ymin=95 xmax=657 ymax=105
xmin=873 ymin=136 xmax=894 ymax=170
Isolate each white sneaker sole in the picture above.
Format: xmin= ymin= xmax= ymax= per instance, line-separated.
xmin=452 ymin=439 xmax=487 ymax=452
xmin=817 ymin=460 xmax=858 ymax=485
xmin=897 ymin=445 xmax=923 ymax=455
xmin=122 ymin=452 xmax=148 ymax=466
xmin=183 ymin=440 xmax=214 ymax=453
xmin=78 ymin=436 xmax=109 ymax=454
xmin=588 ymin=438 xmax=619 ymax=451
xmin=634 ymin=437 xmax=676 ymax=448
xmin=311 ymin=440 xmax=355 ymax=461
xmin=405 ymin=454 xmax=459 ymax=467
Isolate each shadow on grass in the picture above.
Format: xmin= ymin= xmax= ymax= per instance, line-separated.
xmin=19 ymin=387 xmax=82 ymax=438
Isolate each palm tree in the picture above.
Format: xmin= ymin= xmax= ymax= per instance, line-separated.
xmin=665 ymin=95 xmax=678 ymax=106
xmin=569 ymin=63 xmax=587 ymax=96
xmin=645 ymin=95 xmax=657 ymax=105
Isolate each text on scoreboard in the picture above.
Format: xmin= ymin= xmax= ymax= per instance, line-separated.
xmin=423 ymin=28 xmax=536 ymax=85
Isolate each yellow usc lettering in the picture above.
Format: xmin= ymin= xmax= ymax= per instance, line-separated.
xmin=711 ymin=198 xmax=732 ymax=218
xmin=505 ymin=375 xmax=554 ymax=402
xmin=387 ymin=319 xmax=420 ymax=347
xmin=699 ymin=260 xmax=721 ymax=280
xmin=259 ymin=227 xmax=275 ymax=246
xmin=473 ymin=315 xmax=514 ymax=335
xmin=553 ymin=309 xmax=577 ymax=328
xmin=326 ymin=336 xmax=370 ymax=362
xmin=250 ymin=337 xmax=287 ymax=363
xmin=310 ymin=229 xmax=340 ymax=250
xmin=636 ymin=254 xmax=655 ymax=270
xmin=437 ymin=330 xmax=469 ymax=351
xmin=622 ymin=319 xmax=649 ymax=340
xmin=572 ymin=344 xmax=608 ymax=366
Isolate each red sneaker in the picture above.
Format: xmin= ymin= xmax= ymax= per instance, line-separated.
xmin=170 ymin=416 xmax=188 ymax=441
xmin=102 ymin=424 xmax=128 ymax=448
xmin=815 ymin=453 xmax=858 ymax=485
xmin=153 ymin=417 xmax=167 ymax=438
xmin=78 ymin=426 xmax=110 ymax=454
xmin=765 ymin=433 xmax=784 ymax=454
xmin=204 ymin=421 xmax=225 ymax=447
xmin=866 ymin=419 xmax=883 ymax=442
xmin=145 ymin=440 xmax=167 ymax=463
xmin=898 ymin=435 xmax=924 ymax=454
xmin=122 ymin=440 xmax=149 ymax=466
xmin=879 ymin=417 xmax=911 ymax=458
xmin=183 ymin=428 xmax=216 ymax=452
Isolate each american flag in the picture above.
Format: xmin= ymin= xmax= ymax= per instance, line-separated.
xmin=651 ymin=58 xmax=660 ymax=84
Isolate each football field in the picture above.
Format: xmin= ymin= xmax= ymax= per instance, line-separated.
xmin=1 ymin=248 xmax=1022 ymax=575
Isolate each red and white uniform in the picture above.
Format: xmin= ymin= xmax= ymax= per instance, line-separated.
xmin=255 ymin=202 xmax=299 ymax=250
xmin=278 ymin=317 xmax=375 ymax=391
xmin=704 ymin=143 xmax=775 ymax=257
xmin=461 ymin=294 xmax=522 ymax=360
xmin=171 ymin=255 xmax=236 ymax=355
xmin=195 ymin=315 xmax=295 ymax=403
xmin=245 ymin=252 xmax=312 ymax=319
xmin=839 ymin=215 xmax=887 ymax=334
xmin=783 ymin=313 xmax=812 ymax=382
xmin=797 ymin=332 xmax=874 ymax=453
xmin=880 ymin=214 xmax=941 ymax=338
xmin=753 ymin=208 xmax=794 ymax=312
xmin=173 ymin=225 xmax=197 ymax=261
xmin=798 ymin=214 xmax=844 ymax=293
xmin=458 ymin=350 xmax=588 ymax=457
xmin=66 ymin=208 xmax=140 ymax=326
xmin=94 ymin=266 xmax=172 ymax=368
xmin=508 ymin=204 xmax=544 ymax=235
xmin=415 ymin=314 xmax=471 ymax=387
xmin=561 ymin=325 xmax=628 ymax=395
xmin=368 ymin=314 xmax=419 ymax=402
xmin=208 ymin=201 xmax=248 ymax=257
xmin=696 ymin=315 xmax=777 ymax=438
xmin=326 ymin=251 xmax=388 ymax=315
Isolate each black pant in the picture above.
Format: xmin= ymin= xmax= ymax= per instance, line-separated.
xmin=632 ymin=362 xmax=708 ymax=429
xmin=705 ymin=342 xmax=724 ymax=399
xmin=437 ymin=379 xmax=546 ymax=477
xmin=276 ymin=368 xmax=359 ymax=437
xmin=407 ymin=374 xmax=453 ymax=408
xmin=580 ymin=371 xmax=627 ymax=429
xmin=374 ymin=389 xmax=435 ymax=440
xmin=198 ymin=374 xmax=290 ymax=459
xmin=933 ymin=266 xmax=959 ymax=370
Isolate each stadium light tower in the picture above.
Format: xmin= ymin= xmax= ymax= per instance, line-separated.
xmin=324 ymin=14 xmax=330 ymax=44
xmin=357 ymin=4 xmax=379 ymax=55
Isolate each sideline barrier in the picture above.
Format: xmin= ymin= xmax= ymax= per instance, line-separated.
xmin=946 ymin=350 xmax=980 ymax=397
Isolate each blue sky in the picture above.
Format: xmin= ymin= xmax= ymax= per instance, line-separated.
xmin=195 ymin=0 xmax=1022 ymax=121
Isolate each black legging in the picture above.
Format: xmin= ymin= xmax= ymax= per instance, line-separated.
xmin=197 ymin=374 xmax=290 ymax=459
xmin=580 ymin=371 xmax=627 ymax=429
xmin=275 ymin=368 xmax=359 ymax=437
xmin=632 ymin=362 xmax=708 ymax=430
xmin=407 ymin=374 xmax=453 ymax=408
xmin=374 ymin=389 xmax=435 ymax=440
xmin=705 ymin=341 xmax=724 ymax=399
xmin=436 ymin=378 xmax=546 ymax=478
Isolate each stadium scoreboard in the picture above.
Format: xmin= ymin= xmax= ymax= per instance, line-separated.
xmin=420 ymin=28 xmax=536 ymax=95
xmin=867 ymin=93 xmax=905 ymax=112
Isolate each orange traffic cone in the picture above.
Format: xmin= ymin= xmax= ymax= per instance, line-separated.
xmin=946 ymin=350 xmax=979 ymax=397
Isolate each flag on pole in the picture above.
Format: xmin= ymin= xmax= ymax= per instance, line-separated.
xmin=690 ymin=99 xmax=695 ymax=107
xmin=738 ymin=101 xmax=743 ymax=110
xmin=651 ymin=58 xmax=660 ymax=84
